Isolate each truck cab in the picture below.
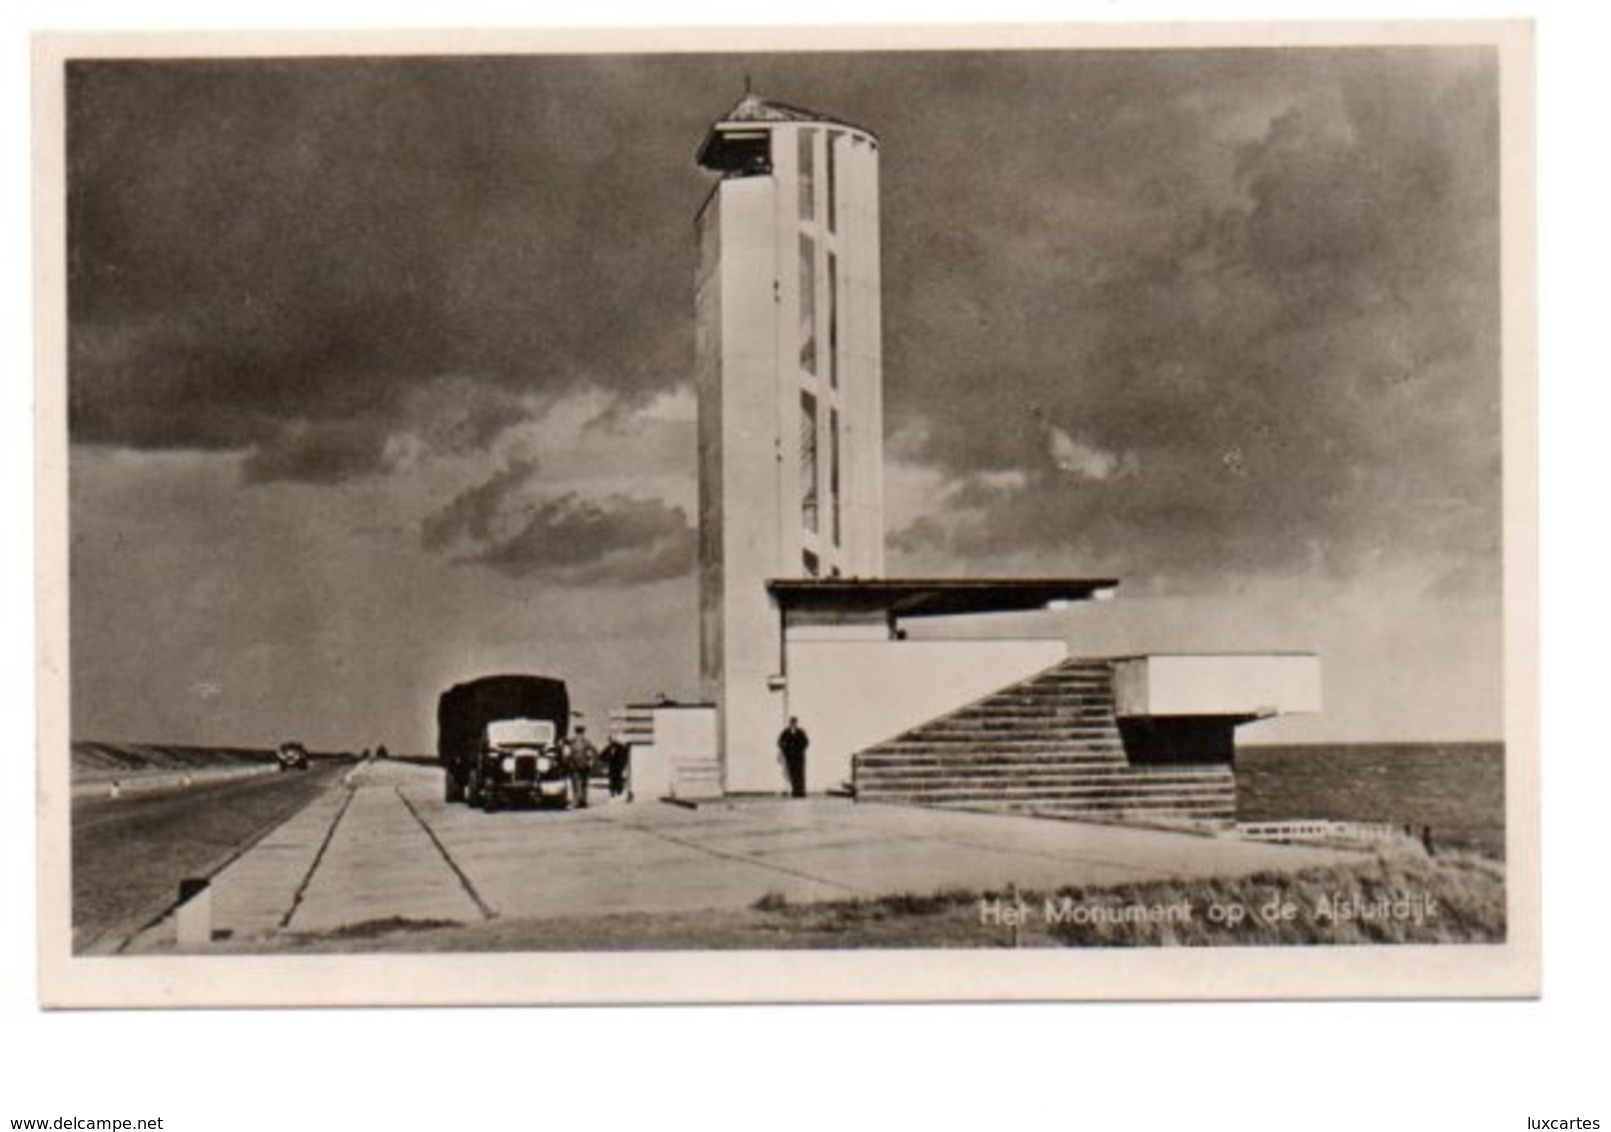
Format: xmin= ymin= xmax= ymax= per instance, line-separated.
xmin=438 ymin=674 xmax=570 ymax=811
xmin=470 ymin=718 xmax=570 ymax=809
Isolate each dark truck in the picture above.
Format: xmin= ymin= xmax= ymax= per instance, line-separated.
xmin=438 ymin=674 xmax=571 ymax=810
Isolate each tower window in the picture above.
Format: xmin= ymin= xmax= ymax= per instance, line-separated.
xmin=798 ymin=129 xmax=816 ymax=221
xmin=799 ymin=233 xmax=817 ymax=374
xmin=830 ymin=408 xmax=842 ymax=547
xmin=800 ymin=391 xmax=819 ymax=533
xmin=826 ymin=132 xmax=839 ymax=233
xmin=827 ymin=252 xmax=839 ymax=390
xmin=705 ymin=130 xmax=771 ymax=176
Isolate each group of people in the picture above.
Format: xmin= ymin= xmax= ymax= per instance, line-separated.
xmin=557 ymin=726 xmax=632 ymax=809
xmin=552 ymin=716 xmax=814 ymax=806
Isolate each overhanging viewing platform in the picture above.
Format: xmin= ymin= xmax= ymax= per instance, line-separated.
xmin=1111 ymin=654 xmax=1323 ymax=720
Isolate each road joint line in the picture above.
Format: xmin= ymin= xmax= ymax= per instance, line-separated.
xmin=600 ymin=815 xmax=870 ymax=897
xmin=280 ymin=785 xmax=357 ymax=930
xmin=395 ymin=787 xmax=496 ymax=920
xmin=103 ymin=767 xmax=348 ymax=954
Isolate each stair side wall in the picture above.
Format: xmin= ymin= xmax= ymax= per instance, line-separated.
xmin=784 ymin=638 xmax=1068 ymax=794
xmin=852 ymin=658 xmax=1239 ymax=826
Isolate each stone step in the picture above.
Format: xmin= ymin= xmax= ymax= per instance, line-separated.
xmin=856 ymin=751 xmax=1132 ymax=768
xmin=857 ymin=766 xmax=1230 ymax=782
xmin=917 ymin=797 xmax=1235 ymax=818
xmin=862 ymin=737 xmax=1124 ymax=749
xmin=860 ymin=796 xmax=1237 ymax=815
xmin=1020 ymin=673 xmax=1113 ymax=686
xmin=857 ymin=782 xmax=1234 ymax=803
xmin=884 ymin=720 xmax=1122 ymax=734
xmin=860 ymin=755 xmax=1128 ymax=769
xmin=668 ymin=757 xmax=723 ymax=801
xmin=940 ymin=705 xmax=1121 ymax=711
xmin=861 ymin=740 xmax=1126 ymax=757
xmin=949 ymin=804 xmax=1236 ymax=824
xmin=939 ymin=717 xmax=1116 ymax=730
xmin=1006 ymin=685 xmax=1109 ymax=697
xmin=858 ymin=761 xmax=1234 ymax=781
xmin=863 ymin=732 xmax=1125 ymax=747
xmin=1012 ymin=676 xmax=1111 ymax=687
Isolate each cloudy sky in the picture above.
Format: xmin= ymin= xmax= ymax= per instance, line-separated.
xmin=64 ymin=45 xmax=1503 ymax=751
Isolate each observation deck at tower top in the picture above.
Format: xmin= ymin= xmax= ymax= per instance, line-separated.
xmin=696 ymin=93 xmax=878 ymax=172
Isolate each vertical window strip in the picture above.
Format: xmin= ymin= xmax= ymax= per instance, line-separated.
xmin=827 ymin=252 xmax=838 ymax=389
xmin=798 ymin=233 xmax=817 ymax=374
xmin=830 ymin=408 xmax=842 ymax=548
xmin=826 ymin=132 xmax=838 ymax=233
xmin=800 ymin=391 xmax=819 ymax=534
xmin=797 ymin=128 xmax=815 ymax=222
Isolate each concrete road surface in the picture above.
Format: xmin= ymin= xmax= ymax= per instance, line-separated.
xmin=72 ymin=761 xmax=348 ymax=954
xmin=127 ymin=759 xmax=1351 ymax=951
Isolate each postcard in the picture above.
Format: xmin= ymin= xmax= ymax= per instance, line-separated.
xmin=34 ymin=20 xmax=1537 ymax=1006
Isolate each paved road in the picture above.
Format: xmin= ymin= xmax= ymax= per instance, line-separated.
xmin=126 ymin=759 xmax=1351 ymax=951
xmin=73 ymin=761 xmax=349 ymax=954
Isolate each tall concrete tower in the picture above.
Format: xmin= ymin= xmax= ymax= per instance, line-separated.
xmin=695 ymin=94 xmax=884 ymax=791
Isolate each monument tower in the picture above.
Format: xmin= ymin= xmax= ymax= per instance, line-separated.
xmin=694 ymin=94 xmax=885 ymax=791
xmin=687 ymin=93 xmax=1319 ymax=809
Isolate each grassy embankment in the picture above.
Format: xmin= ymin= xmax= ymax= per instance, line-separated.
xmin=235 ymin=847 xmax=1504 ymax=953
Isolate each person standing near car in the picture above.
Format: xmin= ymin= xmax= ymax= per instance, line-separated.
xmin=600 ymin=731 xmax=632 ymax=799
xmin=565 ymin=725 xmax=598 ymax=809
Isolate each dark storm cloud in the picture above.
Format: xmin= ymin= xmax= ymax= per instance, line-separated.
xmin=66 ymin=48 xmax=1501 ymax=591
xmin=240 ymin=417 xmax=393 ymax=484
xmin=420 ymin=461 xmax=695 ymax=585
xmin=419 ymin=459 xmax=537 ymax=551
xmin=462 ymin=493 xmax=696 ymax=585
xmin=66 ymin=56 xmax=710 ymax=481
xmin=882 ymin=49 xmax=1501 ymax=585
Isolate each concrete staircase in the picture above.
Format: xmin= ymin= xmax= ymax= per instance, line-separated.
xmin=668 ymin=757 xmax=724 ymax=800
xmin=851 ymin=658 xmax=1236 ymax=825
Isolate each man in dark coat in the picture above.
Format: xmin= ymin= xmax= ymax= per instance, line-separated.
xmin=601 ymin=732 xmax=632 ymax=798
xmin=564 ymin=726 xmax=597 ymax=809
xmin=777 ymin=716 xmax=809 ymax=798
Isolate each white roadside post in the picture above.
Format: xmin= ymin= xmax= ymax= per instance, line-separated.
xmin=175 ymin=877 xmax=212 ymax=947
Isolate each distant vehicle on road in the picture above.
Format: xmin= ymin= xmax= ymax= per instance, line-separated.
xmin=437 ymin=675 xmax=571 ymax=810
xmin=276 ymin=741 xmax=310 ymax=771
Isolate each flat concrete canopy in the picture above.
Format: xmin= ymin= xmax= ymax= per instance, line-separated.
xmin=769 ymin=577 xmax=1120 ymax=623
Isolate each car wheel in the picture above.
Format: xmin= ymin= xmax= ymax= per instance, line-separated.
xmin=466 ymin=770 xmax=484 ymax=809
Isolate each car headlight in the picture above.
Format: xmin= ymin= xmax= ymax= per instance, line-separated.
xmin=537 ymin=754 xmax=554 ymax=773
xmin=501 ymin=756 xmax=516 ymax=773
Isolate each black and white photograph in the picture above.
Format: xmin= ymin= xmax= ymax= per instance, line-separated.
xmin=34 ymin=21 xmax=1535 ymax=1006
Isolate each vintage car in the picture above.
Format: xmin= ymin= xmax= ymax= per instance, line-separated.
xmin=467 ymin=718 xmax=571 ymax=810
xmin=438 ymin=674 xmax=571 ymax=810
xmin=275 ymin=741 xmax=310 ymax=771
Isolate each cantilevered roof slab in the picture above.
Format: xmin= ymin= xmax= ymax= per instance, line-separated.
xmin=767 ymin=578 xmax=1120 ymax=623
